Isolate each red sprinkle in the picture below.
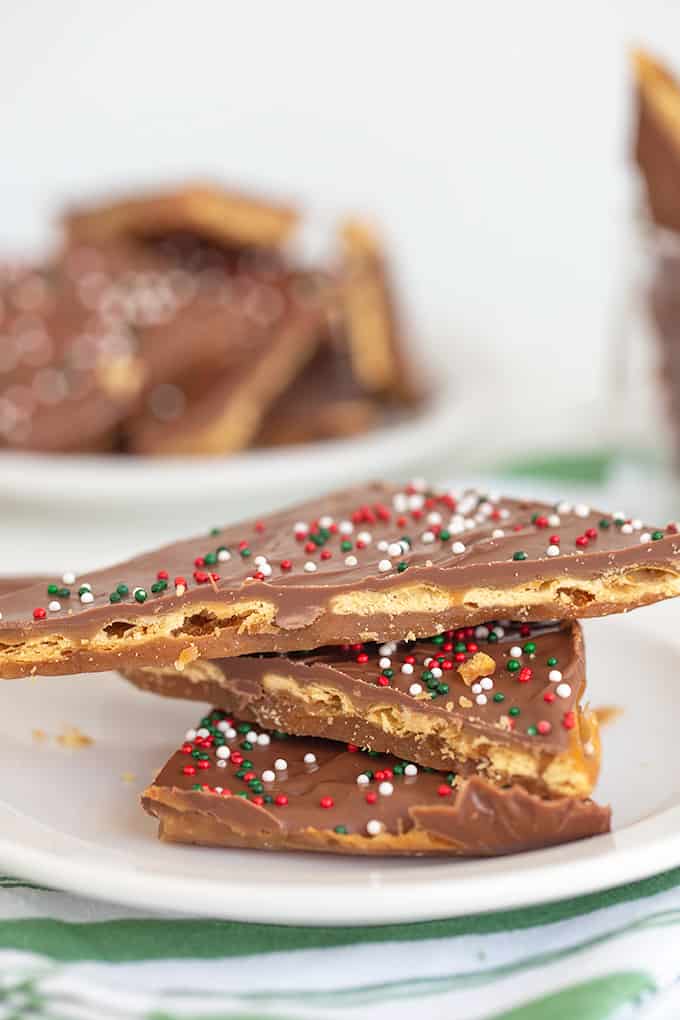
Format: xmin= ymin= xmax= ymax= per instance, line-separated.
xmin=356 ymin=652 xmax=369 ymax=664
xmin=274 ymin=794 xmax=288 ymax=806
xmin=181 ymin=743 xmax=193 ymax=754
xmin=437 ymin=784 xmax=453 ymax=797
xmin=518 ymin=667 xmax=533 ymax=683
xmin=174 ymin=576 xmax=187 ymax=587
xmin=230 ymin=752 xmax=244 ymax=766
xmin=543 ymin=691 xmax=556 ymax=703
xmin=347 ymin=743 xmax=359 ymax=752
xmin=157 ymin=570 xmax=169 ymax=580
xmin=254 ymin=521 xmax=265 ymax=532
xmin=320 ymin=796 xmax=334 ymax=809
xmin=575 ymin=535 xmax=589 ymax=548
xmin=365 ymin=791 xmax=378 ymax=804
xmin=182 ymin=765 xmax=196 ymax=776
xmin=537 ymin=720 xmax=552 ymax=735
xmin=194 ymin=557 xmax=205 ymax=567
xmin=320 ymin=550 xmax=332 ymax=560
xmin=280 ymin=560 xmax=292 ymax=571
xmin=251 ymin=795 xmax=265 ymax=806
xmin=32 ymin=607 xmax=47 ymax=620
xmin=196 ymin=760 xmax=210 ymax=770
xmin=585 ymin=528 xmax=598 ymax=540
xmin=562 ymin=711 xmax=576 ymax=730
xmin=377 ymin=676 xmax=390 ymax=687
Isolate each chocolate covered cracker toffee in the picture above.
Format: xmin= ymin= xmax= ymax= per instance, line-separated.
xmin=142 ymin=709 xmax=610 ymax=856
xmin=0 ymin=481 xmax=678 ymax=678
xmin=126 ymin=621 xmax=599 ymax=798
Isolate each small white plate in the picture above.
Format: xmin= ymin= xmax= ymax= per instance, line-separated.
xmin=0 ymin=601 xmax=678 ymax=926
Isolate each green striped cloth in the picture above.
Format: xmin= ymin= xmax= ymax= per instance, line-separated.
xmin=3 ymin=867 xmax=680 ymax=1019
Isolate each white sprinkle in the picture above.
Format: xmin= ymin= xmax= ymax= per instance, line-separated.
xmin=303 ymin=752 xmax=317 ymax=764
xmin=427 ymin=511 xmax=442 ymax=525
xmin=574 ymin=503 xmax=590 ymax=518
xmin=621 ymin=523 xmax=633 ymax=535
xmin=357 ymin=531 xmax=372 ymax=544
xmin=225 ymin=727 xmax=237 ymax=740
xmin=214 ymin=787 xmax=223 ymax=794
xmin=409 ymin=682 xmax=423 ymax=696
xmin=259 ymin=563 xmax=272 ymax=577
xmin=274 ymin=758 xmax=288 ymax=771
xmin=246 ymin=731 xmax=258 ymax=743
xmin=378 ymin=781 xmax=394 ymax=796
xmin=423 ymin=657 xmax=433 ymax=667
xmin=294 ymin=521 xmax=308 ymax=535
xmin=393 ymin=493 xmax=409 ymax=512
xmin=216 ymin=746 xmax=230 ymax=760
xmin=632 ymin=519 xmax=643 ymax=530
xmin=480 ymin=677 xmax=494 ymax=691
xmin=197 ymin=728 xmax=210 ymax=738
xmin=378 ymin=559 xmax=392 ymax=572
xmin=366 ymin=819 xmax=383 ymax=836
xmin=475 ymin=625 xmax=490 ymax=639
xmin=379 ymin=656 xmax=391 ymax=669
xmin=48 ymin=600 xmax=61 ymax=612
xmin=256 ymin=733 xmax=271 ymax=746
xmin=319 ymin=515 xmax=334 ymax=528
xmin=640 ymin=532 xmax=651 ymax=544
xmin=356 ymin=773 xmax=370 ymax=785
xmin=408 ymin=494 xmax=424 ymax=510
xmin=261 ymin=769 xmax=276 ymax=782
xmin=421 ymin=530 xmax=436 ymax=544
xmin=471 ymin=682 xmax=482 ymax=694
xmin=80 ymin=591 xmax=94 ymax=604
xmin=548 ymin=514 xmax=560 ymax=527
xmin=430 ymin=666 xmax=443 ymax=679
xmin=377 ymin=540 xmax=389 ymax=551
xmin=304 ymin=561 xmax=317 ymax=572
xmin=546 ymin=544 xmax=560 ymax=557
xmin=510 ymin=645 xmax=522 ymax=658
xmin=345 ymin=555 xmax=358 ymax=567
xmin=184 ymin=728 xmax=197 ymax=741
xmin=557 ymin=501 xmax=572 ymax=514
xmin=401 ymin=663 xmax=414 ymax=675
xmin=492 ymin=529 xmax=505 ymax=539
xmin=217 ymin=549 xmax=231 ymax=562
xmin=404 ymin=763 xmax=418 ymax=777
xmin=62 ymin=571 xmax=76 ymax=585
xmin=475 ymin=693 xmax=488 ymax=706
xmin=548 ymin=669 xmax=563 ymax=683
xmin=79 ymin=582 xmax=92 ymax=592
xmin=493 ymin=626 xmax=505 ymax=638
xmin=556 ymin=683 xmax=572 ymax=699
xmin=388 ymin=542 xmax=404 ymax=557
xmin=379 ymin=642 xmax=397 ymax=655
xmin=500 ymin=508 xmax=511 ymax=520
xmin=216 ymin=759 xmax=227 ymax=768
xmin=175 ymin=584 xmax=186 ymax=596
xmin=339 ymin=520 xmax=353 ymax=535
xmin=254 ymin=555 xmax=267 ymax=566
xmin=451 ymin=541 xmax=466 ymax=555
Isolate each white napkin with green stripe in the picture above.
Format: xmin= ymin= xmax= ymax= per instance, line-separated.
xmin=2 ymin=869 xmax=680 ymax=1019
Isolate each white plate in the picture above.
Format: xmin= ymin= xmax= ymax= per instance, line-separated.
xmin=0 ymin=601 xmax=678 ymax=926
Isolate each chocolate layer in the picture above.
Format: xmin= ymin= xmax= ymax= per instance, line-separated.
xmin=127 ymin=621 xmax=598 ymax=797
xmin=0 ymin=481 xmax=678 ymax=679
xmin=142 ymin=708 xmax=610 ymax=856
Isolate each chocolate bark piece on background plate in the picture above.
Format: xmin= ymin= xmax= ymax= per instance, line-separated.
xmin=339 ymin=218 xmax=424 ymax=405
xmin=121 ymin=264 xmax=328 ymax=455
xmin=141 ymin=708 xmax=611 ymax=856
xmin=0 ymin=481 xmax=678 ymax=679
xmin=125 ymin=620 xmax=599 ymax=798
xmin=633 ymin=49 xmax=680 ymax=232
xmin=63 ymin=182 xmax=299 ymax=251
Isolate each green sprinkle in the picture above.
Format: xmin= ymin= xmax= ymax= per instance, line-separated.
xmin=439 ymin=529 xmax=450 ymax=541
xmin=134 ymin=588 xmax=147 ymax=604
xmin=393 ymin=764 xmax=405 ymax=775
xmin=397 ymin=561 xmax=408 ymax=572
xmin=400 ymin=535 xmax=412 ymax=547
xmin=382 ymin=668 xmax=394 ymax=679
xmin=116 ymin=583 xmax=129 ymax=596
xmin=264 ymin=794 xmax=273 ymax=804
xmin=523 ymin=641 xmax=536 ymax=654
xmin=547 ymin=656 xmax=558 ymax=667
xmin=240 ymin=547 xmax=251 ymax=558
xmin=236 ymin=791 xmax=248 ymax=799
xmin=236 ymin=769 xmax=246 ymax=779
xmin=47 ymin=583 xmax=58 ymax=595
xmin=599 ymin=518 xmax=611 ymax=529
xmin=432 ymin=635 xmax=445 ymax=646
xmin=454 ymin=642 xmax=466 ymax=653
xmin=57 ymin=587 xmax=70 ymax=598
xmin=421 ymin=670 xmax=434 ymax=682
xmin=513 ymin=551 xmax=528 ymax=561
xmin=210 ymin=527 xmax=221 ymax=536
xmin=191 ymin=783 xmax=202 ymax=791
xmin=507 ymin=658 xmax=521 ymax=672
xmin=652 ymin=530 xmax=665 ymax=541
xmin=109 ymin=592 xmax=121 ymax=604
xmin=237 ymin=723 xmax=251 ymax=733
xmin=527 ymin=725 xmax=538 ymax=736
xmin=509 ymin=706 xmax=520 ymax=717
xmin=78 ymin=585 xmax=90 ymax=596
xmin=493 ymin=692 xmax=505 ymax=703
xmin=204 ymin=552 xmax=217 ymax=566
xmin=241 ymin=760 xmax=253 ymax=769
xmin=150 ymin=581 xmax=166 ymax=594
xmin=436 ymin=683 xmax=449 ymax=695
xmin=340 ymin=540 xmax=353 ymax=552
xmin=488 ymin=632 xmax=498 ymax=643
xmin=240 ymin=741 xmax=253 ymax=751
xmin=334 ymin=825 xmax=348 ymax=835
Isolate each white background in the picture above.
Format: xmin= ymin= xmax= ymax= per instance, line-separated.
xmin=1 ymin=1 xmax=680 ymax=462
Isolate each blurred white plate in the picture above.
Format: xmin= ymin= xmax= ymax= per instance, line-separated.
xmin=0 ymin=385 xmax=469 ymax=516
xmin=0 ymin=601 xmax=678 ymax=925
